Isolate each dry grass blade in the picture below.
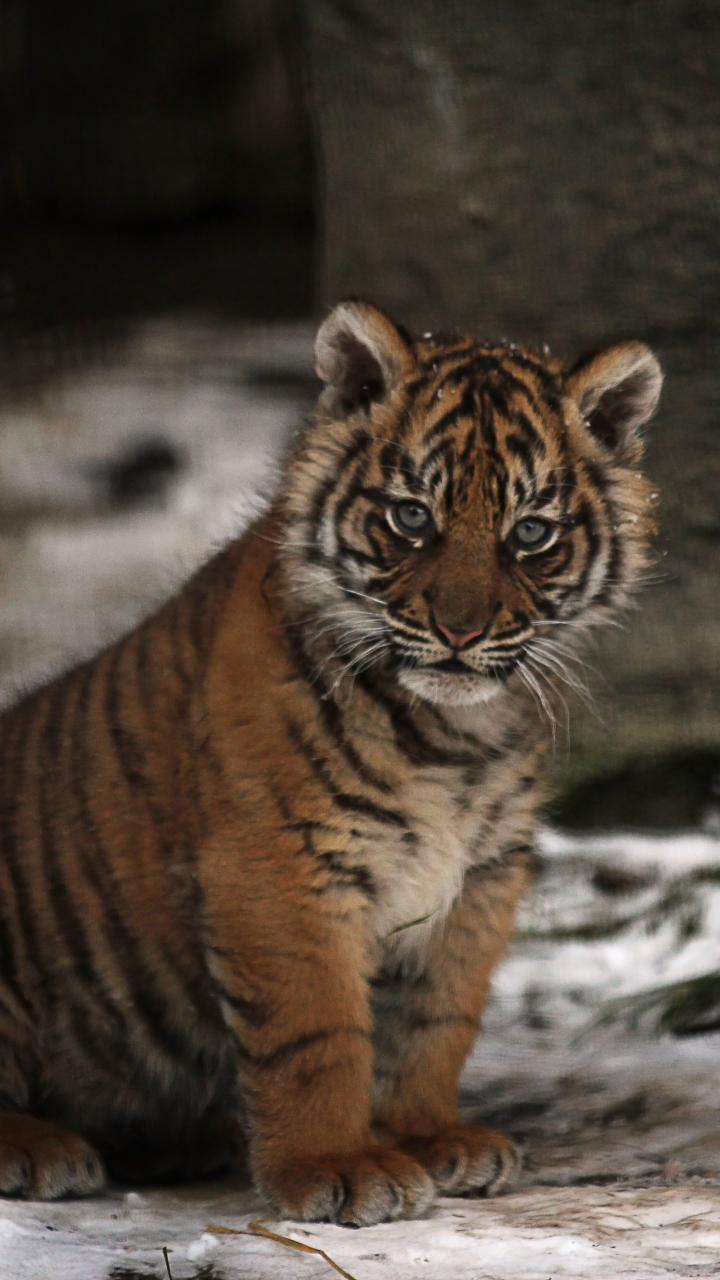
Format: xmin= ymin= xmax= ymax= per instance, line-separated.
xmin=206 ymin=1219 xmax=359 ymax=1280
xmin=386 ymin=912 xmax=434 ymax=937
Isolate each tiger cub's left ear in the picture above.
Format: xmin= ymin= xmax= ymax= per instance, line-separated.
xmin=565 ymin=341 xmax=663 ymax=461
xmin=314 ymin=299 xmax=415 ymax=418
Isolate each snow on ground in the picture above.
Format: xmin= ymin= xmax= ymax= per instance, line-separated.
xmin=4 ymin=1180 xmax=720 ymax=1280
xmin=1 ymin=319 xmax=720 ymax=1278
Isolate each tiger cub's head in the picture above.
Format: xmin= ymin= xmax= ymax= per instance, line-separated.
xmin=280 ymin=300 xmax=661 ymax=708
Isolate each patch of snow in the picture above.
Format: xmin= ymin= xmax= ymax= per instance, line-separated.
xmin=186 ymin=1231 xmax=220 ymax=1261
xmin=540 ymin=828 xmax=720 ymax=874
xmin=0 ymin=317 xmax=315 ymax=704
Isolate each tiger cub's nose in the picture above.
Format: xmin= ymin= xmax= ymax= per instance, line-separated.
xmin=436 ymin=622 xmax=485 ymax=650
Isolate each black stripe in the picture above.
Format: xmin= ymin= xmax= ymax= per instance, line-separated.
xmin=364 ymin=560 xmax=417 ymax=595
xmin=473 ymin=358 xmax=535 ymax=401
xmin=308 ymin=429 xmax=372 ymax=546
xmin=421 ymin=345 xmax=473 ymax=369
xmin=420 ymin=385 xmax=477 ymax=448
xmin=404 ymin=372 xmax=433 ymax=397
xmin=71 ymin=665 xmax=210 ymax=1068
xmin=37 ymin=677 xmax=102 ymax=994
xmin=507 ymin=409 xmax=548 ymax=456
xmin=505 ymin=350 xmax=559 ymax=391
xmin=0 ymin=709 xmax=37 ymax=1019
xmin=591 ymin=526 xmax=623 ymax=607
xmin=284 ymin=628 xmax=393 ymax=794
xmin=504 ymin=431 xmax=538 ymax=478
xmin=464 ymin=844 xmax=533 ymax=879
xmin=34 ymin=674 xmax=135 ymax=1071
xmin=332 ymin=454 xmax=374 ymax=530
xmin=316 ymin=852 xmax=377 ymax=898
xmin=582 ymin=458 xmax=610 ymax=496
xmin=536 ymin=474 xmax=558 ymax=504
xmin=419 ymin=438 xmax=454 ymax=489
xmin=235 ymin=1027 xmax=369 ymax=1071
xmin=134 ymin=616 xmax=156 ymax=715
xmin=217 ymin=990 xmax=269 ymax=1027
xmin=104 ymin=638 xmax=157 ymax=800
xmin=285 ymin=718 xmax=408 ymax=829
xmin=570 ymin=498 xmax=603 ymax=599
xmin=459 ymin=421 xmax=479 ymax=467
xmin=355 ymin=672 xmax=480 ymax=770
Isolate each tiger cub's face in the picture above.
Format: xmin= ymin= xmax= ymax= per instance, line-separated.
xmin=281 ymin=301 xmax=661 ymax=708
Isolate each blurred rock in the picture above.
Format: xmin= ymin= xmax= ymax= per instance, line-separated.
xmin=306 ymin=0 xmax=720 ymax=777
xmin=552 ymin=751 xmax=720 ymax=833
xmin=87 ymin=439 xmax=185 ymax=509
xmin=2 ymin=0 xmax=313 ymax=221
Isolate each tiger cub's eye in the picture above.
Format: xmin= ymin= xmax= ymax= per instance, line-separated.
xmin=511 ymin=517 xmax=553 ymax=550
xmin=391 ymin=501 xmax=433 ymax=536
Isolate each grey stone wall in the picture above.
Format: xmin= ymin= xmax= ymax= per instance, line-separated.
xmin=306 ymin=0 xmax=720 ymax=777
xmin=2 ymin=0 xmax=312 ymax=221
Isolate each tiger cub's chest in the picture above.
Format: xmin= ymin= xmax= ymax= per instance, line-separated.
xmin=371 ymin=768 xmax=487 ymax=945
xmin=358 ymin=704 xmax=537 ymax=958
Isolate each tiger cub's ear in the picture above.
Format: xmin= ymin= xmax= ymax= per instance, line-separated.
xmin=565 ymin=341 xmax=663 ymax=461
xmin=314 ymin=299 xmax=415 ymax=418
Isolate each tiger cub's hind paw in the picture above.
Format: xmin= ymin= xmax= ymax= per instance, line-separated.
xmin=0 ymin=1115 xmax=106 ymax=1199
xmin=398 ymin=1124 xmax=521 ymax=1197
xmin=260 ymin=1147 xmax=435 ymax=1226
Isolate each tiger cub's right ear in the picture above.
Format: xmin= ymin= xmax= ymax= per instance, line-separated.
xmin=314 ymin=300 xmax=415 ymax=418
xmin=565 ymin=341 xmax=663 ymax=462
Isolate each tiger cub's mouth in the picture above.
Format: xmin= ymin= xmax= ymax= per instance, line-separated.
xmin=427 ymin=656 xmax=476 ymax=674
xmin=390 ymin=646 xmax=520 ymax=707
xmin=398 ymin=665 xmax=508 ymax=707
xmin=426 ymin=655 xmax=518 ymax=680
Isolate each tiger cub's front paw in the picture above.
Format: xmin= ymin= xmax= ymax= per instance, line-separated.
xmin=259 ymin=1147 xmax=435 ymax=1226
xmin=398 ymin=1124 xmax=521 ymax=1197
xmin=0 ymin=1115 xmax=106 ymax=1199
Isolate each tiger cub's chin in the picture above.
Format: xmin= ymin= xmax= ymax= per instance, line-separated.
xmin=397 ymin=667 xmax=506 ymax=707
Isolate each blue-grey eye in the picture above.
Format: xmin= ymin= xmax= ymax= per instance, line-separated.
xmin=392 ymin=501 xmax=432 ymax=536
xmin=512 ymin=517 xmax=553 ymax=550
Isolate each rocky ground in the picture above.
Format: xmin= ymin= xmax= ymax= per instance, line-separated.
xmin=1 ymin=318 xmax=719 ymax=1279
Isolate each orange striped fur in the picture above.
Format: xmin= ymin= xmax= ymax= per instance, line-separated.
xmin=0 ymin=302 xmax=660 ymax=1222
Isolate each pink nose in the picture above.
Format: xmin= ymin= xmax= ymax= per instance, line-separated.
xmin=436 ymin=622 xmax=484 ymax=649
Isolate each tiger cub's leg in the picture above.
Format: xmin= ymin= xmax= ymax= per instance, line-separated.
xmin=205 ymin=892 xmax=434 ymax=1226
xmin=0 ymin=1115 xmax=105 ymax=1199
xmin=372 ymin=854 xmax=530 ymax=1197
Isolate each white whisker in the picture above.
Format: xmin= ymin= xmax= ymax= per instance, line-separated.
xmin=516 ymin=662 xmax=558 ymax=745
xmin=528 ymin=647 xmax=591 ymax=702
xmin=340 ymin=585 xmax=387 ymax=607
xmin=523 ymin=656 xmax=571 ymax=746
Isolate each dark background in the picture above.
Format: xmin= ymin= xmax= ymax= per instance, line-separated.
xmin=0 ymin=0 xmax=315 ymax=341
xmin=2 ymin=0 xmax=720 ymax=822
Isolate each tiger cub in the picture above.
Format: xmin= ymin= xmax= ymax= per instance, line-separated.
xmin=0 ymin=302 xmax=660 ymax=1224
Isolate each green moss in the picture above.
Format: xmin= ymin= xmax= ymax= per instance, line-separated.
xmin=595 ymin=972 xmax=720 ymax=1038
xmin=546 ymin=748 xmax=720 ymax=832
